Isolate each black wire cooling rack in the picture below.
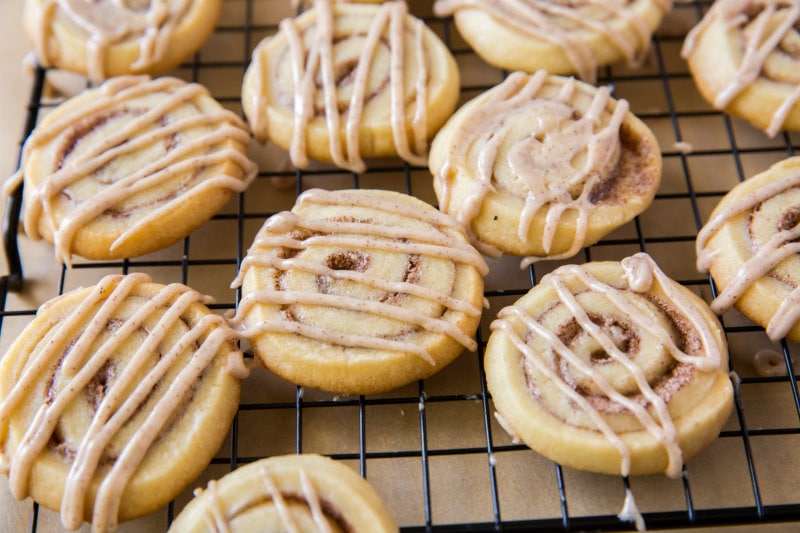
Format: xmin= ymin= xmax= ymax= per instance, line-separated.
xmin=3 ymin=0 xmax=800 ymax=531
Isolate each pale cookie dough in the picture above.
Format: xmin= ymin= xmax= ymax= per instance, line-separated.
xmin=486 ymin=253 xmax=733 ymax=477
xmin=5 ymin=75 xmax=257 ymax=266
xmin=242 ymin=0 xmax=460 ymax=173
xmin=0 ymin=273 xmax=248 ymax=533
xmin=24 ymin=0 xmax=222 ymax=81
xmin=169 ymin=454 xmax=398 ymax=533
xmin=697 ymin=156 xmax=800 ymax=344
xmin=231 ymin=188 xmax=488 ymax=395
xmin=434 ymin=0 xmax=672 ymax=84
xmin=682 ymin=0 xmax=800 ymax=137
xmin=430 ymin=70 xmax=662 ymax=267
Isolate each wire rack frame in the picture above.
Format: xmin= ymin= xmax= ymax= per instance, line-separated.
xmin=2 ymin=1 xmax=800 ymax=532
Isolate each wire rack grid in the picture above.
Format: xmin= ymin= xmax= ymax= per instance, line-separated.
xmin=2 ymin=0 xmax=800 ymax=531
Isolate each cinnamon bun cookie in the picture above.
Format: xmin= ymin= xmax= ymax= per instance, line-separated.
xmin=5 ymin=75 xmax=257 ymax=266
xmin=0 ymin=273 xmax=248 ymax=533
xmin=231 ymin=188 xmax=487 ymax=395
xmin=433 ymin=0 xmax=672 ymax=84
xmin=24 ymin=0 xmax=222 ymax=81
xmin=682 ymin=0 xmax=800 ymax=137
xmin=169 ymin=454 xmax=398 ymax=533
xmin=430 ymin=71 xmax=662 ymax=267
xmin=241 ymin=0 xmax=459 ymax=173
xmin=485 ymin=253 xmax=733 ymax=476
xmin=697 ymin=156 xmax=800 ymax=343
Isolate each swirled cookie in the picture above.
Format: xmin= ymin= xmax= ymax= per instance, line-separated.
xmin=697 ymin=156 xmax=800 ymax=343
xmin=5 ymin=75 xmax=257 ymax=266
xmin=430 ymin=71 xmax=662 ymax=267
xmin=24 ymin=0 xmax=222 ymax=81
xmin=485 ymin=253 xmax=733 ymax=477
xmin=169 ymin=454 xmax=398 ymax=532
xmin=0 ymin=273 xmax=248 ymax=533
xmin=231 ymin=188 xmax=488 ymax=395
xmin=433 ymin=0 xmax=672 ymax=84
xmin=241 ymin=0 xmax=459 ymax=173
xmin=682 ymin=0 xmax=800 ymax=137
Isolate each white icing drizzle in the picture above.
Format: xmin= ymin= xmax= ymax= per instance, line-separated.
xmin=434 ymin=0 xmax=670 ymax=83
xmin=490 ymin=253 xmax=725 ymax=477
xmin=31 ymin=0 xmax=192 ymax=81
xmin=696 ymin=168 xmax=800 ymax=342
xmin=434 ymin=71 xmax=629 ymax=267
xmin=7 ymin=75 xmax=257 ymax=266
xmin=231 ymin=188 xmax=487 ymax=366
xmin=753 ymin=348 xmax=789 ymax=377
xmin=0 ymin=273 xmax=246 ymax=533
xmin=617 ymin=486 xmax=646 ymax=531
xmin=682 ymin=0 xmax=800 ymax=137
xmin=250 ymin=0 xmax=429 ymax=172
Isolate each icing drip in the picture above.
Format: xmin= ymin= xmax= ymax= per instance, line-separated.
xmin=435 ymin=71 xmax=629 ymax=267
xmin=6 ymin=75 xmax=257 ymax=266
xmin=752 ymin=348 xmax=796 ymax=377
xmin=434 ymin=0 xmax=670 ymax=83
xmin=696 ymin=169 xmax=800 ymax=341
xmin=0 ymin=273 xmax=245 ymax=533
xmin=682 ymin=0 xmax=800 ymax=137
xmin=250 ymin=0 xmax=430 ymax=172
xmin=231 ymin=188 xmax=487 ymax=365
xmin=490 ymin=253 xmax=725 ymax=477
xmin=617 ymin=486 xmax=646 ymax=531
xmin=32 ymin=0 xmax=192 ymax=81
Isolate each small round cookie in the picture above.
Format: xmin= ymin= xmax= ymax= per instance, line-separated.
xmin=6 ymin=75 xmax=257 ymax=266
xmin=24 ymin=0 xmax=222 ymax=81
xmin=242 ymin=0 xmax=460 ymax=173
xmin=0 ymin=273 xmax=248 ymax=533
xmin=430 ymin=71 xmax=662 ymax=267
xmin=231 ymin=188 xmax=488 ymax=395
xmin=697 ymin=156 xmax=800 ymax=343
xmin=682 ymin=0 xmax=800 ymax=137
xmin=169 ymin=454 xmax=398 ymax=532
xmin=434 ymin=0 xmax=672 ymax=84
xmin=486 ymin=253 xmax=733 ymax=477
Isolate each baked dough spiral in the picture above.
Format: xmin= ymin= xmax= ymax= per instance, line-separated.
xmin=5 ymin=75 xmax=257 ymax=266
xmin=430 ymin=70 xmax=662 ymax=267
xmin=433 ymin=0 xmax=672 ymax=84
xmin=682 ymin=0 xmax=800 ymax=137
xmin=231 ymin=188 xmax=487 ymax=395
xmin=241 ymin=0 xmax=459 ymax=173
xmin=24 ymin=0 xmax=222 ymax=81
xmin=697 ymin=156 xmax=800 ymax=343
xmin=0 ymin=273 xmax=248 ymax=533
xmin=169 ymin=454 xmax=398 ymax=533
xmin=485 ymin=253 xmax=733 ymax=476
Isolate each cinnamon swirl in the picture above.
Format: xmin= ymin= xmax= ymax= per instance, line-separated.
xmin=24 ymin=0 xmax=222 ymax=81
xmin=433 ymin=0 xmax=672 ymax=84
xmin=231 ymin=188 xmax=487 ymax=395
xmin=682 ymin=0 xmax=800 ymax=137
xmin=5 ymin=75 xmax=257 ymax=266
xmin=0 ymin=273 xmax=248 ymax=533
xmin=485 ymin=253 xmax=733 ymax=476
xmin=697 ymin=156 xmax=800 ymax=344
xmin=430 ymin=71 xmax=662 ymax=267
xmin=241 ymin=0 xmax=459 ymax=173
xmin=169 ymin=454 xmax=398 ymax=533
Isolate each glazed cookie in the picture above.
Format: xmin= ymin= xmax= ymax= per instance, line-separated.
xmin=242 ymin=0 xmax=460 ymax=173
xmin=24 ymin=0 xmax=222 ymax=81
xmin=5 ymin=75 xmax=257 ymax=266
xmin=697 ymin=156 xmax=800 ymax=343
xmin=434 ymin=0 xmax=672 ymax=84
xmin=231 ymin=188 xmax=487 ymax=395
xmin=169 ymin=454 xmax=398 ymax=532
xmin=430 ymin=71 xmax=662 ymax=267
xmin=682 ymin=0 xmax=800 ymax=137
xmin=0 ymin=273 xmax=248 ymax=533
xmin=485 ymin=253 xmax=733 ymax=477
